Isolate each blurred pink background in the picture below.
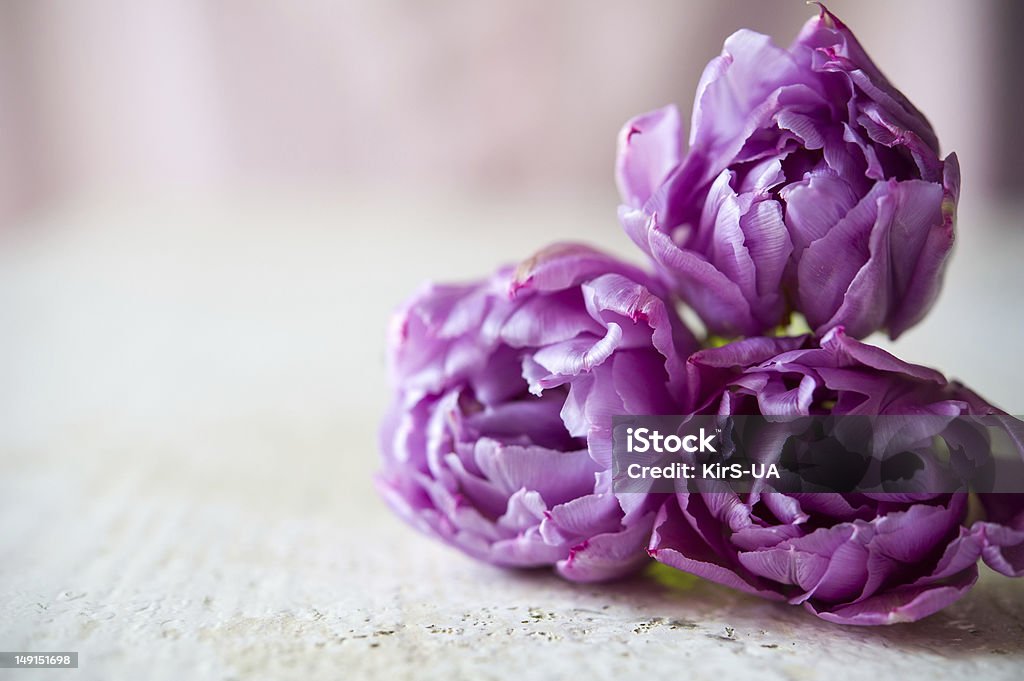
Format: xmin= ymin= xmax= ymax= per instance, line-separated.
xmin=0 ymin=0 xmax=1014 ymax=225
xmin=2 ymin=1 xmax=1022 ymax=430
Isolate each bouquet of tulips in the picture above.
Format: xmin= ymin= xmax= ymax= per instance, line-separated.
xmin=377 ymin=6 xmax=1024 ymax=625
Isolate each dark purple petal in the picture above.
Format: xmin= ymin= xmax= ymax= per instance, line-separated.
xmin=803 ymin=570 xmax=977 ymax=626
xmin=649 ymin=330 xmax=1021 ymax=624
xmin=649 ymin=496 xmax=787 ymax=600
xmin=886 ymin=156 xmax=959 ymax=338
xmin=973 ymin=518 xmax=1024 ymax=577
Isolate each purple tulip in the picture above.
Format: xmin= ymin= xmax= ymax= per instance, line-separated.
xmin=649 ymin=328 xmax=1024 ymax=625
xmin=617 ymin=5 xmax=959 ymax=339
xmin=378 ymin=243 xmax=697 ymax=581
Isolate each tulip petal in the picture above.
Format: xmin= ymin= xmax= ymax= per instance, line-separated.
xmin=616 ymin=106 xmax=683 ymax=208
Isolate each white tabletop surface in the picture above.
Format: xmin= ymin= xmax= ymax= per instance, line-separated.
xmin=2 ymin=192 xmax=1023 ymax=680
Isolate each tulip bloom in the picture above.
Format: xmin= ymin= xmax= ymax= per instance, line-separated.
xmin=617 ymin=6 xmax=959 ymax=339
xmin=378 ymin=244 xmax=697 ymax=581
xmin=649 ymin=329 xmax=1024 ymax=624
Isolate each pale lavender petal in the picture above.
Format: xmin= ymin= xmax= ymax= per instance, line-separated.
xmin=381 ymin=242 xmax=692 ymax=581
xmin=616 ymin=105 xmax=682 ymax=208
xmin=473 ymin=440 xmax=599 ymax=507
xmin=556 ymin=514 xmax=658 ymax=582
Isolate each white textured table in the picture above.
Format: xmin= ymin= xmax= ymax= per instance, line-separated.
xmin=2 ymin=194 xmax=1023 ymax=680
